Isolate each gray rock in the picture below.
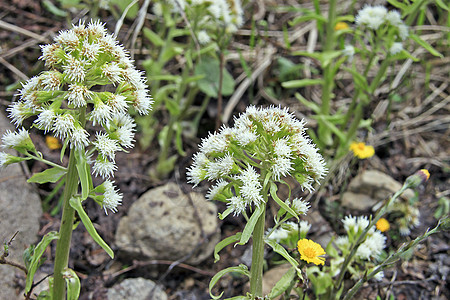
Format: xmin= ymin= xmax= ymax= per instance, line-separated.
xmin=115 ymin=182 xmax=220 ymax=265
xmin=107 ymin=278 xmax=167 ymax=300
xmin=0 ymin=112 xmax=43 ymax=298
xmin=342 ymin=170 xmax=414 ymax=211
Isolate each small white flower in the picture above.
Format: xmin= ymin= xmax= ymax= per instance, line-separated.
xmin=227 ymin=195 xmax=246 ymax=216
xmin=200 ymin=132 xmax=229 ymax=154
xmin=399 ymin=225 xmax=411 ymax=236
xmin=238 ymin=166 xmax=263 ymax=206
xmin=389 ymin=42 xmax=403 ymax=55
xmin=39 ymin=44 xmax=61 ymax=67
xmin=115 ymin=123 xmax=135 ymax=148
xmin=266 ymin=226 xmax=290 ymax=242
xmin=152 ymin=2 xmax=163 ymax=16
xmin=66 ymin=84 xmax=93 ymax=107
xmin=197 ymin=30 xmax=211 ymax=45
xmin=0 ymin=152 xmax=8 ymax=168
xmin=63 ymin=57 xmax=86 ymax=83
xmin=373 ymin=271 xmax=384 ymax=281
xmin=93 ymin=132 xmax=121 ymax=161
xmin=81 ymin=42 xmax=102 ymax=61
xmin=7 ymin=102 xmax=30 ymax=127
xmin=133 ymin=88 xmax=153 ymax=115
xmin=93 ymin=155 xmax=117 ymax=179
xmin=291 ymin=198 xmax=310 ymax=215
xmin=102 ymin=180 xmax=122 ymax=214
xmin=55 ymin=29 xmax=79 ymax=49
xmin=35 ymin=109 xmax=56 ymax=133
xmin=342 ymin=215 xmax=357 ymax=232
xmin=273 ymin=138 xmax=292 ymax=157
xmin=70 ymin=126 xmax=90 ymax=149
xmin=262 ymin=117 xmax=281 ymax=135
xmin=271 ymin=156 xmax=293 ymax=180
xmin=299 ymin=220 xmax=311 ymax=236
xmin=356 ymin=243 xmax=372 ymax=260
xmin=19 ymin=76 xmax=41 ymax=98
xmin=107 ymin=94 xmax=128 ymax=113
xmin=206 ymin=154 xmax=234 ymax=180
xmin=53 ymin=114 xmax=76 ymax=140
xmin=335 ymin=236 xmax=349 ymax=249
xmin=121 ymin=68 xmax=144 ymax=88
xmin=398 ymin=24 xmax=409 ymax=40
xmin=355 ymin=5 xmax=388 ymax=30
xmin=343 ymin=45 xmax=355 ymax=58
xmin=102 ymin=62 xmax=123 ymax=85
xmin=356 ymin=216 xmax=370 ymax=232
xmin=41 ymin=71 xmax=62 ymax=91
xmin=187 ymin=164 xmax=205 ymax=186
xmin=1 ymin=128 xmax=30 ymax=149
xmin=90 ymin=100 xmax=112 ymax=125
xmin=234 ymin=127 xmax=257 ymax=146
xmin=87 ymin=20 xmax=107 ymax=37
xmin=385 ymin=10 xmax=403 ymax=27
xmin=206 ymin=179 xmax=229 ymax=201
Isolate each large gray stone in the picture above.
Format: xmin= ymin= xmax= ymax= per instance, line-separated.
xmin=342 ymin=170 xmax=414 ymax=211
xmin=107 ymin=278 xmax=167 ymax=300
xmin=115 ymin=182 xmax=220 ymax=265
xmin=0 ymin=112 xmax=43 ymax=299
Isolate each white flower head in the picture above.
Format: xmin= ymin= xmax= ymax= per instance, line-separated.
xmin=7 ymin=102 xmax=31 ymax=127
xmin=389 ymin=42 xmax=403 ymax=55
xmin=93 ymin=132 xmax=121 ymax=161
xmin=90 ymin=100 xmax=112 ymax=126
xmin=102 ymin=180 xmax=122 ymax=214
xmin=197 ymin=30 xmax=211 ymax=45
xmin=343 ymin=45 xmax=355 ymax=59
xmin=1 ymin=128 xmax=31 ymax=149
xmin=355 ymin=5 xmax=388 ymax=30
xmin=273 ymin=138 xmax=292 ymax=157
xmin=206 ymin=154 xmax=235 ymax=180
xmin=93 ymin=155 xmax=117 ymax=179
xmin=66 ymin=84 xmax=93 ymax=107
xmin=102 ymin=62 xmax=123 ymax=85
xmin=291 ymin=198 xmax=310 ymax=215
xmin=63 ymin=56 xmax=86 ymax=83
xmin=271 ymin=156 xmax=293 ymax=180
xmin=53 ymin=113 xmax=76 ymax=140
xmin=81 ymin=42 xmax=102 ymax=61
xmin=70 ymin=125 xmax=90 ymax=149
xmin=206 ymin=179 xmax=229 ymax=201
xmin=398 ymin=24 xmax=409 ymax=40
xmin=237 ymin=166 xmax=263 ymax=206
xmin=385 ymin=10 xmax=403 ymax=27
xmin=299 ymin=220 xmax=311 ymax=236
xmin=227 ymin=195 xmax=247 ymax=216
xmin=34 ymin=109 xmax=56 ymax=133
xmin=266 ymin=226 xmax=290 ymax=242
xmin=133 ymin=88 xmax=153 ymax=115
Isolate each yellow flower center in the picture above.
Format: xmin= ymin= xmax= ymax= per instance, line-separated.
xmin=357 ymin=142 xmax=365 ymax=150
xmin=303 ymin=247 xmax=316 ymax=258
xmin=376 ymin=218 xmax=390 ymax=232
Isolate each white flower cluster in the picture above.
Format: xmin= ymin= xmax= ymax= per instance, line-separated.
xmin=187 ymin=105 xmax=327 ymax=216
xmin=355 ymin=5 xmax=409 ymax=54
xmin=153 ymin=0 xmax=244 ymax=44
xmin=266 ymin=220 xmax=311 ymax=243
xmin=1 ymin=20 xmax=152 ymax=214
xmin=337 ymin=215 xmax=386 ymax=261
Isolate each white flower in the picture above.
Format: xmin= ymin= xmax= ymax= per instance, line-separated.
xmin=81 ymin=42 xmax=102 ymax=61
xmin=102 ymin=62 xmax=123 ymax=85
xmin=335 ymin=236 xmax=349 ymax=249
xmin=373 ymin=271 xmax=384 ymax=281
xmin=70 ymin=126 xmax=90 ymax=149
xmin=200 ymin=132 xmax=229 ymax=154
xmin=266 ymin=226 xmax=290 ymax=242
xmin=93 ymin=132 xmax=121 ymax=161
xmin=121 ymin=68 xmax=144 ymax=89
xmin=299 ymin=220 xmax=311 ymax=236
xmin=7 ymin=102 xmax=30 ymax=127
xmin=41 ymin=71 xmax=62 ymax=91
xmin=197 ymin=30 xmax=211 ymax=45
xmin=55 ymin=29 xmax=79 ymax=49
xmin=343 ymin=45 xmax=355 ymax=59
xmin=133 ymin=88 xmax=153 ymax=115
xmin=187 ymin=164 xmax=205 ymax=186
xmin=385 ymin=10 xmax=403 ymax=27
xmin=39 ymin=44 xmax=61 ymax=67
xmin=206 ymin=179 xmax=229 ymax=201
xmin=206 ymin=154 xmax=234 ymax=180
xmin=237 ymin=166 xmax=263 ymax=206
xmin=102 ymin=180 xmax=122 ymax=214
xmin=398 ymin=24 xmax=409 ymax=40
xmin=93 ymin=155 xmax=117 ymax=179
xmin=65 ymin=84 xmax=93 ymax=107
xmin=389 ymin=42 xmax=403 ymax=55
xmin=234 ymin=127 xmax=258 ymax=146
xmin=356 ymin=216 xmax=370 ymax=232
xmin=90 ymin=100 xmax=112 ymax=125
xmin=87 ymin=20 xmax=107 ymax=37
xmin=355 ymin=5 xmax=388 ymax=30
xmin=271 ymin=156 xmax=293 ymax=180
xmin=273 ymin=138 xmax=292 ymax=157
xmin=53 ymin=114 xmax=76 ymax=140
xmin=291 ymin=198 xmax=310 ymax=215
xmin=227 ymin=195 xmax=247 ymax=216
xmin=34 ymin=109 xmax=56 ymax=133
xmin=152 ymin=2 xmax=163 ymax=16
xmin=399 ymin=225 xmax=411 ymax=236
xmin=342 ymin=215 xmax=357 ymax=232
xmin=0 ymin=152 xmax=8 ymax=168
xmin=1 ymin=128 xmax=30 ymax=149
xmin=63 ymin=57 xmax=86 ymax=83
xmin=356 ymin=243 xmax=372 ymax=260
xmin=115 ymin=121 xmax=136 ymax=148
xmin=357 ymin=231 xmax=386 ymax=260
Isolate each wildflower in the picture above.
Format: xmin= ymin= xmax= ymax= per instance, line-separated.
xmin=405 ymin=169 xmax=430 ymax=188
xmin=227 ymin=195 xmax=247 ymax=216
xmin=46 ymin=136 xmax=62 ymax=150
xmin=206 ymin=179 xmax=229 ymax=201
xmin=93 ymin=132 xmax=121 ymax=161
xmin=197 ymin=30 xmax=211 ymax=45
xmin=65 ymin=84 xmax=93 ymax=107
xmin=102 ymin=180 xmax=122 ymax=214
xmin=93 ymin=155 xmax=117 ymax=179
xmin=1 ymin=128 xmax=35 ymax=153
xmin=290 ymin=198 xmax=310 ymax=215
xmin=349 ymin=142 xmax=375 ymax=159
xmin=0 ymin=152 xmax=27 ymax=168
xmin=266 ymin=226 xmax=290 ymax=242
xmin=297 ymin=239 xmax=326 ymax=265
xmin=389 ymin=42 xmax=403 ymax=55
xmin=53 ymin=113 xmax=76 ymax=140
xmin=70 ymin=125 xmax=90 ymax=149
xmin=237 ymin=166 xmax=263 ymax=206
xmin=299 ymin=220 xmax=311 ymax=238
xmin=334 ymin=22 xmax=349 ymax=31
xmin=355 ymin=5 xmax=388 ymax=30
xmin=356 ymin=230 xmax=386 ymax=260
xmin=376 ymin=218 xmax=390 ymax=232
xmin=385 ymin=10 xmax=403 ymax=27
xmin=34 ymin=109 xmax=56 ymax=133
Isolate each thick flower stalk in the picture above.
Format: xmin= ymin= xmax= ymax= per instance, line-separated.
xmin=188 ymin=105 xmax=327 ymax=298
xmin=1 ymin=20 xmax=152 ymax=299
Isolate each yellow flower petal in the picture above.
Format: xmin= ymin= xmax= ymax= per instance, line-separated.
xmin=334 ymin=22 xmax=349 ymax=31
xmin=349 ymin=142 xmax=375 ymax=159
xmin=45 ymin=136 xmax=62 ymax=150
xmin=297 ymin=239 xmax=326 ymax=265
xmin=376 ymin=218 xmax=390 ymax=232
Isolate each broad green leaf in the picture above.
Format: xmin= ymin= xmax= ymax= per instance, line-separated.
xmin=267 ymin=266 xmax=296 ymax=299
xmin=214 ymin=233 xmax=242 ymax=262
xmin=265 ymin=240 xmax=301 ymax=277
xmin=195 ymin=57 xmax=235 ymax=97
xmin=209 ymin=265 xmax=250 ymax=300
xmin=63 ymin=268 xmax=80 ymax=300
xmin=75 ymin=149 xmax=92 ymax=200
xmin=270 ymin=182 xmax=299 ymax=221
xmin=282 ymin=79 xmax=323 ymax=89
xmin=142 ymin=28 xmax=164 ymax=47
xmin=69 ymin=197 xmax=114 ymax=258
xmin=238 ymin=205 xmax=264 ymax=245
xmin=25 ymin=232 xmax=59 ymax=293
xmin=410 ymin=34 xmax=443 ymax=57
xmin=27 ymin=167 xmax=66 ymax=184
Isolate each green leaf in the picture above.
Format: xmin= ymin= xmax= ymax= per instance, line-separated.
xmin=142 ymin=28 xmax=164 ymax=47
xmin=267 ymin=267 xmax=296 ymax=299
xmin=75 ymin=149 xmax=92 ymax=200
xmin=265 ymin=240 xmax=301 ymax=277
xmin=270 ymin=182 xmax=299 ymax=221
xmin=238 ymin=205 xmax=264 ymax=245
xmin=343 ymin=66 xmax=369 ymax=91
xmin=25 ymin=232 xmax=59 ymax=293
xmin=27 ymin=167 xmax=66 ymax=184
xmin=195 ymin=57 xmax=235 ymax=97
xmin=218 ymin=207 xmax=234 ymax=220
xmin=214 ymin=233 xmax=242 ymax=262
xmin=69 ymin=197 xmax=114 ymax=258
xmin=43 ymin=0 xmax=68 ymax=17
xmin=109 ymin=0 xmax=138 ymax=18
xmin=164 ymin=98 xmax=181 ymax=116
xmin=63 ymin=268 xmax=80 ymax=300
xmin=295 ymin=93 xmax=321 ymax=113
xmin=290 ymin=13 xmax=327 ymax=26
xmin=410 ymin=34 xmax=443 ymax=57
xmin=209 ymin=265 xmax=250 ymax=300
xmin=282 ymin=79 xmax=323 ymax=89
xmin=174 ymin=122 xmax=186 ymax=156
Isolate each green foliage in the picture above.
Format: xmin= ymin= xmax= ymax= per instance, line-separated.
xmin=195 ymin=57 xmax=235 ymax=97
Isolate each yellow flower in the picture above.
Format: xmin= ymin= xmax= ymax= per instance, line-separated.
xmin=376 ymin=218 xmax=390 ymax=232
xmin=349 ymin=142 xmax=375 ymax=159
xmin=419 ymin=169 xmax=430 ymax=181
xmin=297 ymin=239 xmax=326 ymax=265
xmin=45 ymin=136 xmax=62 ymax=150
xmin=334 ymin=22 xmax=349 ymax=31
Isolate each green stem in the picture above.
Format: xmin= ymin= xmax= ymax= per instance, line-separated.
xmin=52 ymin=149 xmax=78 ymax=300
xmin=27 ymin=154 xmax=67 ymax=170
xmin=249 ymin=202 xmax=266 ymax=298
